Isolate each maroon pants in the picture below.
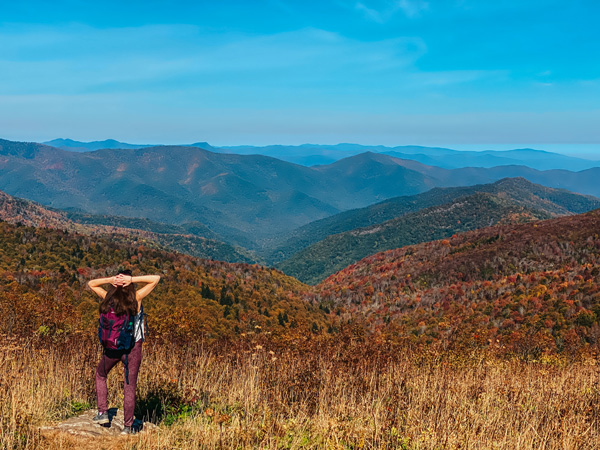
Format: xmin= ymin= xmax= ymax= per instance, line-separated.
xmin=95 ymin=340 xmax=143 ymax=427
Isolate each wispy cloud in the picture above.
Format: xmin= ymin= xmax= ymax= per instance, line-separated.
xmin=351 ymin=0 xmax=429 ymax=22
xmin=397 ymin=0 xmax=429 ymax=18
xmin=354 ymin=2 xmax=387 ymax=23
xmin=414 ymin=70 xmax=508 ymax=87
xmin=0 ymin=24 xmax=427 ymax=95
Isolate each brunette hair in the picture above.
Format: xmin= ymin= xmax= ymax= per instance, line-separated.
xmin=99 ymin=270 xmax=137 ymax=316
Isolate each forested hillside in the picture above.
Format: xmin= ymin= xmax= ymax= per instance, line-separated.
xmin=314 ymin=209 xmax=600 ymax=355
xmin=279 ymin=192 xmax=553 ymax=284
xmin=0 ymin=190 xmax=255 ymax=263
xmin=270 ymin=177 xmax=600 ymax=263
xmin=4 ymin=199 xmax=600 ymax=355
xmin=0 ymin=220 xmax=326 ymax=342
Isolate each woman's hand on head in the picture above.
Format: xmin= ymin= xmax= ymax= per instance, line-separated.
xmin=119 ymin=274 xmax=133 ymax=287
xmin=112 ymin=274 xmax=132 ymax=287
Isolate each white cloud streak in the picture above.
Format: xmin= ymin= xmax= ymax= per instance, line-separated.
xmin=0 ymin=24 xmax=427 ymax=95
xmin=352 ymin=0 xmax=429 ymax=22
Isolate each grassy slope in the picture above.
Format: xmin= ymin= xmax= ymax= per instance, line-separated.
xmin=4 ymin=336 xmax=599 ymax=449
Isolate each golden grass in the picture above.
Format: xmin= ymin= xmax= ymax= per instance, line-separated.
xmin=1 ymin=334 xmax=599 ymax=449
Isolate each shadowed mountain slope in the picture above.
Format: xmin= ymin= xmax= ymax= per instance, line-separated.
xmin=0 ymin=190 xmax=255 ymax=263
xmin=278 ymin=192 xmax=555 ymax=284
xmin=268 ymin=178 xmax=600 ymax=263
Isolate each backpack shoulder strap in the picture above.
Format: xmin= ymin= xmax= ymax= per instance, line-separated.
xmin=136 ymin=304 xmax=148 ymax=341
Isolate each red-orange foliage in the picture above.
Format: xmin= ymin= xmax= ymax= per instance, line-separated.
xmin=315 ymin=210 xmax=600 ymax=356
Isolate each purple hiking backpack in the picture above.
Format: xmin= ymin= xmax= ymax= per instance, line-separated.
xmin=98 ymin=308 xmax=136 ymax=351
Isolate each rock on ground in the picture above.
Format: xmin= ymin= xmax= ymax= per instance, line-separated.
xmin=39 ymin=408 xmax=157 ymax=438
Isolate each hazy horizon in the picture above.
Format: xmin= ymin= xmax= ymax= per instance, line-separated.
xmin=28 ymin=137 xmax=600 ymax=160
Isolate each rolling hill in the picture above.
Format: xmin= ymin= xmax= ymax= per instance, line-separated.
xmin=0 ymin=190 xmax=255 ymax=263
xmin=46 ymin=138 xmax=600 ymax=170
xmin=313 ymin=209 xmax=600 ymax=354
xmin=269 ymin=178 xmax=600 ymax=263
xmin=278 ymin=191 xmax=555 ymax=284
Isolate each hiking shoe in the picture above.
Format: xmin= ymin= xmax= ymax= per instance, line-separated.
xmin=92 ymin=412 xmax=109 ymax=425
xmin=121 ymin=426 xmax=139 ymax=435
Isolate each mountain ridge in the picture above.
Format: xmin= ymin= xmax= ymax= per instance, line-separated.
xmin=3 ymin=138 xmax=600 ymax=252
xmin=43 ymin=138 xmax=600 ymax=170
xmin=277 ymin=191 xmax=555 ymax=284
xmin=0 ymin=140 xmax=439 ymax=248
xmin=0 ymin=189 xmax=255 ymax=263
xmin=268 ymin=177 xmax=600 ymax=263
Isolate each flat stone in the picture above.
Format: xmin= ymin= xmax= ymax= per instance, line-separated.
xmin=39 ymin=408 xmax=157 ymax=438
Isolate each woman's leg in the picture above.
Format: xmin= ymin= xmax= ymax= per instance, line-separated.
xmin=95 ymin=351 xmax=121 ymax=413
xmin=122 ymin=341 xmax=143 ymax=427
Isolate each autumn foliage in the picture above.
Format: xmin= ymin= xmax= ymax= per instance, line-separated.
xmin=4 ymin=207 xmax=600 ymax=356
xmin=0 ymin=220 xmax=326 ymax=343
xmin=315 ymin=209 xmax=600 ymax=356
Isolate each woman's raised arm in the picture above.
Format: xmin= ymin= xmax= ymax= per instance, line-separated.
xmin=88 ymin=276 xmax=116 ymax=299
xmin=131 ymin=275 xmax=161 ymax=305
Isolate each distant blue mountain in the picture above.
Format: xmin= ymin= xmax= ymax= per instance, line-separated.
xmin=44 ymin=138 xmax=222 ymax=153
xmin=43 ymin=139 xmax=600 ymax=171
xmin=381 ymin=148 xmax=600 ymax=171
xmin=188 ymin=142 xmax=225 ymax=152
xmin=198 ymin=143 xmax=600 ymax=171
xmin=44 ymin=138 xmax=155 ymax=151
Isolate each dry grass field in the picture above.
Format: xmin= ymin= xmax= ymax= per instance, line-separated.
xmin=1 ymin=334 xmax=600 ymax=449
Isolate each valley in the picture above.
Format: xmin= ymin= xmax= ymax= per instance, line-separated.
xmin=2 ymin=138 xmax=600 ymax=353
xmin=3 ymin=138 xmax=600 ymax=258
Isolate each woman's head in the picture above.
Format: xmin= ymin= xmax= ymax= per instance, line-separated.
xmin=99 ymin=270 xmax=137 ymax=316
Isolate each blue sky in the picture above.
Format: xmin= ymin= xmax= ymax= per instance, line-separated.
xmin=0 ymin=0 xmax=599 ymax=155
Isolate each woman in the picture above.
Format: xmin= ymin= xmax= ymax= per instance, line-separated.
xmin=88 ymin=269 xmax=160 ymax=434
